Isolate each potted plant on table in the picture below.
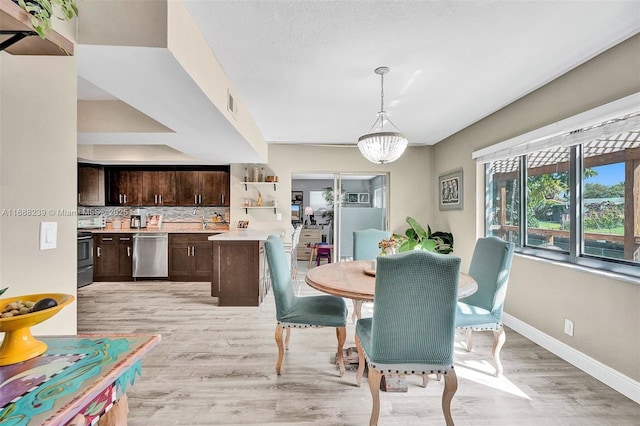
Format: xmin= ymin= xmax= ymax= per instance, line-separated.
xmin=382 ymin=216 xmax=454 ymax=255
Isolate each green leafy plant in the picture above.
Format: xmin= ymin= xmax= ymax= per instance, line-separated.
xmin=394 ymin=216 xmax=454 ymax=254
xmin=16 ymin=0 xmax=79 ymax=39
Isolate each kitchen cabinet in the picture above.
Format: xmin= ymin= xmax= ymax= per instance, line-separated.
xmin=211 ymin=240 xmax=267 ymax=306
xmin=142 ymin=171 xmax=176 ymax=206
xmin=169 ymin=234 xmax=213 ymax=281
xmin=93 ymin=234 xmax=133 ymax=281
xmin=78 ymin=164 xmax=105 ymax=206
xmin=106 ymin=170 xmax=142 ymax=206
xmin=176 ymin=171 xmax=229 ymax=206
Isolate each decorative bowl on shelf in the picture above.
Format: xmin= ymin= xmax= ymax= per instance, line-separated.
xmin=0 ymin=293 xmax=75 ymax=366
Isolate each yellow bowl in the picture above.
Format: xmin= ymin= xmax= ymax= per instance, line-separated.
xmin=0 ymin=293 xmax=75 ymax=366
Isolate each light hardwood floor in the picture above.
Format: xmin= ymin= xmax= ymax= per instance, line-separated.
xmin=77 ymin=266 xmax=639 ymax=425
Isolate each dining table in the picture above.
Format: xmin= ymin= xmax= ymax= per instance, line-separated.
xmin=305 ymin=259 xmax=478 ymax=303
xmin=305 ymin=259 xmax=478 ymax=392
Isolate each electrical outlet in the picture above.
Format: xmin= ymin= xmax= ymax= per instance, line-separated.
xmin=564 ymin=318 xmax=574 ymax=337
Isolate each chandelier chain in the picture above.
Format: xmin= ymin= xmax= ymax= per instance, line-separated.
xmin=380 ymin=72 xmax=384 ymax=113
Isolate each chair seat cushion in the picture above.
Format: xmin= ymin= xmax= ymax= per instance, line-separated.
xmin=456 ymin=302 xmax=501 ymax=329
xmin=279 ymin=295 xmax=348 ymax=327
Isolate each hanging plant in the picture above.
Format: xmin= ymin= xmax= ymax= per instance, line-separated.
xmin=15 ymin=0 xmax=79 ymax=39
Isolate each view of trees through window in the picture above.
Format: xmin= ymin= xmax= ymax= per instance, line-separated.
xmin=486 ymin=125 xmax=639 ymax=276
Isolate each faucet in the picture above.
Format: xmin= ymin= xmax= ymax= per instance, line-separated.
xmin=193 ymin=208 xmax=206 ymax=229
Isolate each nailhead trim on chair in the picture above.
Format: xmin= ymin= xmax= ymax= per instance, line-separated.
xmin=363 ymin=352 xmax=454 ymax=375
xmin=457 ymin=323 xmax=501 ymax=331
xmin=278 ymin=322 xmax=323 ymax=329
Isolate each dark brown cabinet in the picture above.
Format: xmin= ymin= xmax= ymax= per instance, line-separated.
xmin=106 ymin=170 xmax=142 ymax=206
xmin=176 ymin=171 xmax=229 ymax=206
xmin=78 ymin=164 xmax=105 ymax=206
xmin=211 ymin=240 xmax=267 ymax=306
xmin=142 ymin=171 xmax=176 ymax=206
xmin=94 ymin=234 xmax=133 ymax=281
xmin=169 ymin=234 xmax=213 ymax=281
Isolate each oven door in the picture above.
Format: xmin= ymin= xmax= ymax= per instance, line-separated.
xmin=78 ymin=233 xmax=93 ymax=268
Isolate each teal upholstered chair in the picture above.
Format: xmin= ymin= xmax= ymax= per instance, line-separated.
xmin=351 ymin=229 xmax=391 ymax=321
xmin=355 ymin=250 xmax=461 ymax=426
xmin=456 ymin=236 xmax=515 ymax=377
xmin=353 ymin=229 xmax=391 ymax=261
xmin=264 ymin=235 xmax=348 ymax=376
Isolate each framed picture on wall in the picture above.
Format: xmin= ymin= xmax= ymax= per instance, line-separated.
xmin=291 ymin=191 xmax=303 ymax=204
xmin=438 ymin=169 xmax=463 ymax=211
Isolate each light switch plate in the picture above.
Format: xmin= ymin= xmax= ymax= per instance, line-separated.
xmin=39 ymin=222 xmax=57 ymax=250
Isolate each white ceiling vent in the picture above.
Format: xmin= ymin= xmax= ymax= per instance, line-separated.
xmin=227 ymin=89 xmax=238 ymax=120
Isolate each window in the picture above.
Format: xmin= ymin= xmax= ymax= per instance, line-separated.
xmin=480 ymin=95 xmax=640 ymax=279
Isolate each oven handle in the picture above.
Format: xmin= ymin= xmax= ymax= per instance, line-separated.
xmin=78 ymin=235 xmax=93 ymax=241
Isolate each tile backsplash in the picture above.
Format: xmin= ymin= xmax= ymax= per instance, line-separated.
xmin=78 ymin=206 xmax=230 ymax=224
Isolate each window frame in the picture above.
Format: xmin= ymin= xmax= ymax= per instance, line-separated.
xmin=485 ymin=144 xmax=639 ymax=280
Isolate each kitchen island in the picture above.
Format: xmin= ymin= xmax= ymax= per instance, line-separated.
xmin=209 ymin=230 xmax=286 ymax=306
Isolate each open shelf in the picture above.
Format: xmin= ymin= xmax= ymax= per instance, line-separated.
xmin=243 ymin=182 xmax=278 ymax=191
xmin=244 ymin=206 xmax=277 ymax=214
xmin=0 ymin=0 xmax=74 ymax=55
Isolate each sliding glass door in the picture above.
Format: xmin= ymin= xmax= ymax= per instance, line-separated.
xmin=291 ymin=172 xmax=389 ymax=262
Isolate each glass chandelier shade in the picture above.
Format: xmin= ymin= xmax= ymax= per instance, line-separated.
xmin=357 ymin=67 xmax=408 ymax=164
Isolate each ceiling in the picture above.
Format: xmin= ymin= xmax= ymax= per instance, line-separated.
xmin=77 ymin=1 xmax=640 ymax=163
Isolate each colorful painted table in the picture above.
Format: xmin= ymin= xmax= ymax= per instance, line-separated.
xmin=0 ymin=334 xmax=160 ymax=426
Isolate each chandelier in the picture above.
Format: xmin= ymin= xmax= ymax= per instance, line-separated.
xmin=357 ymin=66 xmax=408 ymax=164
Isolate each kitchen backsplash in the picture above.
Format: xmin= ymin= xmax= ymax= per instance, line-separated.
xmin=78 ymin=206 xmax=230 ymax=224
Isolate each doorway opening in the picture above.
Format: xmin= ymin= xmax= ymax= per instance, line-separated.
xmin=291 ymin=172 xmax=389 ymax=262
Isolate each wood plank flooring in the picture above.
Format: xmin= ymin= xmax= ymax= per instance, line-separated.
xmin=77 ymin=269 xmax=639 ymax=425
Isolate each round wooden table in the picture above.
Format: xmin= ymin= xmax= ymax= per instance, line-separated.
xmin=305 ymin=260 xmax=478 ymax=301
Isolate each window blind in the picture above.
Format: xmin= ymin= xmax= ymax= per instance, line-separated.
xmin=472 ymin=92 xmax=640 ymax=164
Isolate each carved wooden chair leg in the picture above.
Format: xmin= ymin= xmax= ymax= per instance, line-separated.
xmin=492 ymin=326 xmax=506 ymax=377
xmin=351 ymin=299 xmax=363 ymax=323
xmin=336 ymin=326 xmax=346 ymax=377
xmin=284 ymin=327 xmax=291 ymax=350
xmin=465 ymin=328 xmax=473 ymax=351
xmin=356 ymin=335 xmax=365 ymax=387
xmin=274 ymin=325 xmax=285 ymax=375
xmin=442 ymin=368 xmax=458 ymax=426
xmin=367 ymin=368 xmax=383 ymax=426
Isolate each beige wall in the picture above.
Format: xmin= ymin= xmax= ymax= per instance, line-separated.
xmin=0 ymin=54 xmax=78 ymax=335
xmin=433 ymin=34 xmax=640 ymax=380
xmin=230 ymin=144 xmax=434 ymax=242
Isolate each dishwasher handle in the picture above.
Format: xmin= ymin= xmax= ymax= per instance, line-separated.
xmin=133 ymin=234 xmax=168 ymax=239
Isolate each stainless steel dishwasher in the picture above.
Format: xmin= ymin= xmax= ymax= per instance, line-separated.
xmin=133 ymin=233 xmax=168 ymax=279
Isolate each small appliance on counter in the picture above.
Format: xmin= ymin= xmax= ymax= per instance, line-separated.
xmin=77 ymin=215 xmax=105 ymax=229
xmin=130 ymin=208 xmax=147 ymax=229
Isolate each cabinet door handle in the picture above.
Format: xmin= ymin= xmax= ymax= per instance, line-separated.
xmin=194 ymin=194 xmax=198 ymax=204
xmin=102 ymin=237 xmax=113 ymax=241
xmin=119 ymin=194 xmax=123 ymax=204
xmin=199 ymin=194 xmax=203 ymax=204
xmin=124 ymin=194 xmax=127 ymax=204
xmin=97 ymin=247 xmax=101 ymax=257
xmin=127 ymin=246 xmax=131 ymax=257
xmin=159 ymin=194 xmax=163 ymax=204
xmin=154 ymin=194 xmax=158 ymax=204
xmin=221 ymin=194 xmax=225 ymax=204
xmin=191 ymin=246 xmax=195 ymax=256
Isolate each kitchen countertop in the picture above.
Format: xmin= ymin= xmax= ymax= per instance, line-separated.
xmin=208 ymin=229 xmax=286 ymax=241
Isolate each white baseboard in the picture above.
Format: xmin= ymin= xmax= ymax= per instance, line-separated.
xmin=503 ymin=313 xmax=640 ymax=404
